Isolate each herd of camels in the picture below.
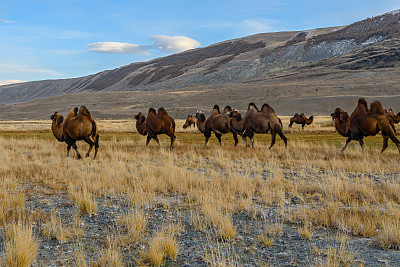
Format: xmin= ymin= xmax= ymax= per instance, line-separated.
xmin=50 ymin=98 xmax=400 ymax=159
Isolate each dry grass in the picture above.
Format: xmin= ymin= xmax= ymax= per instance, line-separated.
xmin=1 ymin=118 xmax=400 ymax=265
xmin=4 ymin=222 xmax=38 ymax=267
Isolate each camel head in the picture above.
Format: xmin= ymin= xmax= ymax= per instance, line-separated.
xmin=226 ymin=109 xmax=242 ymax=119
xmin=331 ymin=108 xmax=348 ymax=122
xmin=183 ymin=115 xmax=194 ymax=129
xmin=50 ymin=112 xmax=64 ymax=126
xmin=194 ymin=111 xmax=206 ymax=121
xmin=134 ymin=112 xmax=146 ymax=123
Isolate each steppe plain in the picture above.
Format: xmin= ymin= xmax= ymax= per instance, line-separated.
xmin=1 ymin=117 xmax=400 ymax=266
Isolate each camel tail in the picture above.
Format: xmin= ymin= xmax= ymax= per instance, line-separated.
xmin=279 ymin=118 xmax=283 ymax=129
xmin=91 ymin=121 xmax=97 ymax=138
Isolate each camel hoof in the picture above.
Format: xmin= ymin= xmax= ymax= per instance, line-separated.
xmin=77 ymin=155 xmax=82 ymax=159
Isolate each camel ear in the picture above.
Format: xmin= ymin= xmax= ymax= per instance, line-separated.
xmin=340 ymin=113 xmax=349 ymax=122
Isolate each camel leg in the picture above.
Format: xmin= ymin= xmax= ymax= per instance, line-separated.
xmin=278 ymin=131 xmax=288 ymax=149
xmin=359 ymin=139 xmax=365 ymax=152
xmin=93 ymin=135 xmax=99 ymax=159
xmin=380 ymin=123 xmax=400 ymax=154
xmin=146 ymin=134 xmax=152 ymax=146
xmin=241 ymin=135 xmax=249 ymax=147
xmin=381 ymin=135 xmax=389 ymax=153
xmin=153 ymin=135 xmax=161 ymax=148
xmin=302 ymin=123 xmax=305 ymax=130
xmin=341 ymin=137 xmax=352 ymax=152
xmin=166 ymin=133 xmax=176 ymax=150
xmin=83 ymin=137 xmax=95 ymax=157
xmin=269 ymin=131 xmax=277 ymax=149
xmin=215 ymin=133 xmax=223 ymax=147
xmin=232 ymin=132 xmax=238 ymax=147
xmin=72 ymin=143 xmax=82 ymax=159
xmin=204 ymin=131 xmax=211 ymax=147
xmin=66 ymin=144 xmax=72 ymax=157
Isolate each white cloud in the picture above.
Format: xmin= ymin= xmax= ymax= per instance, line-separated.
xmin=88 ymin=35 xmax=201 ymax=54
xmin=0 ymin=64 xmax=62 ymax=78
xmin=150 ymin=35 xmax=201 ymax=53
xmin=0 ymin=18 xmax=15 ymax=23
xmin=88 ymin=42 xmax=150 ymax=54
xmin=0 ymin=79 xmax=24 ymax=86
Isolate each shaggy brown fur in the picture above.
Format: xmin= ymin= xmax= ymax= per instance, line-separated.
xmin=227 ymin=103 xmax=287 ymax=149
xmin=183 ymin=115 xmax=196 ymax=129
xmin=202 ymin=105 xmax=239 ymax=147
xmin=332 ymin=99 xmax=400 ymax=153
xmin=134 ymin=112 xmax=147 ymax=135
xmin=144 ymin=107 xmax=176 ymax=149
xmin=62 ymin=106 xmax=99 ymax=159
xmin=194 ymin=111 xmax=206 ymax=133
xmin=50 ymin=112 xmax=65 ymax=142
xmin=289 ymin=113 xmax=314 ymax=129
xmin=386 ymin=108 xmax=400 ymax=124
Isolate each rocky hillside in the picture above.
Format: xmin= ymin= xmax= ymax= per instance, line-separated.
xmin=1 ymin=10 xmax=400 ymax=118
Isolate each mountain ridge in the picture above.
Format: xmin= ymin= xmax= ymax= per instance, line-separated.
xmin=1 ymin=10 xmax=400 ymax=119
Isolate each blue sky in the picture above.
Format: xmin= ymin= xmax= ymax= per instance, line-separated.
xmin=0 ymin=0 xmax=399 ymax=85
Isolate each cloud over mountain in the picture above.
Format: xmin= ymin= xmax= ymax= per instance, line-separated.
xmin=88 ymin=35 xmax=201 ymax=54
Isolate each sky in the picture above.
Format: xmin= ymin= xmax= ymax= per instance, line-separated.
xmin=0 ymin=0 xmax=399 ymax=85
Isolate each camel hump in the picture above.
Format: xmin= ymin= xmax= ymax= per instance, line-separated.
xmin=261 ymin=103 xmax=275 ymax=113
xmin=368 ymin=101 xmax=385 ymax=115
xmin=78 ymin=106 xmax=91 ymax=117
xmin=148 ymin=108 xmax=157 ymax=117
xmin=223 ymin=106 xmax=232 ymax=113
xmin=157 ymin=107 xmax=169 ymax=116
xmin=248 ymin=102 xmax=259 ymax=111
xmin=357 ymin=98 xmax=369 ymax=111
xmin=213 ymin=105 xmax=221 ymax=113
xmin=294 ymin=113 xmax=300 ymax=117
xmin=66 ymin=107 xmax=79 ymax=118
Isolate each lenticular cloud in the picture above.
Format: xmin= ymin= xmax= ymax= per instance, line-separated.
xmin=150 ymin=35 xmax=201 ymax=53
xmin=88 ymin=42 xmax=150 ymax=54
xmin=88 ymin=35 xmax=201 ymax=54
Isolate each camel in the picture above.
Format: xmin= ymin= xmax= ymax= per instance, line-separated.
xmin=199 ymin=105 xmax=239 ymax=147
xmin=183 ymin=115 xmax=196 ymax=129
xmin=194 ymin=111 xmax=206 ymax=134
xmin=227 ymin=103 xmax=287 ymax=149
xmin=143 ymin=107 xmax=176 ymax=149
xmin=50 ymin=112 xmax=65 ymax=142
xmin=62 ymin=106 xmax=99 ymax=159
xmin=289 ymin=113 xmax=314 ymax=129
xmin=331 ymin=98 xmax=400 ymax=153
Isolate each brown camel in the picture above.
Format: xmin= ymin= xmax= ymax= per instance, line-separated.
xmin=227 ymin=102 xmax=287 ymax=149
xmin=289 ymin=113 xmax=314 ymax=129
xmin=133 ymin=108 xmax=157 ymax=136
xmin=50 ymin=112 xmax=65 ymax=142
xmin=331 ymin=98 xmax=400 ymax=153
xmin=183 ymin=115 xmax=196 ymax=129
xmin=144 ymin=107 xmax=176 ymax=149
xmin=201 ymin=105 xmax=239 ymax=147
xmin=194 ymin=111 xmax=207 ymax=134
xmin=62 ymin=106 xmax=99 ymax=159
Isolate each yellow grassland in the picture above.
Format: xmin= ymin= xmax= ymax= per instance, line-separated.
xmin=0 ymin=117 xmax=399 ymax=265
